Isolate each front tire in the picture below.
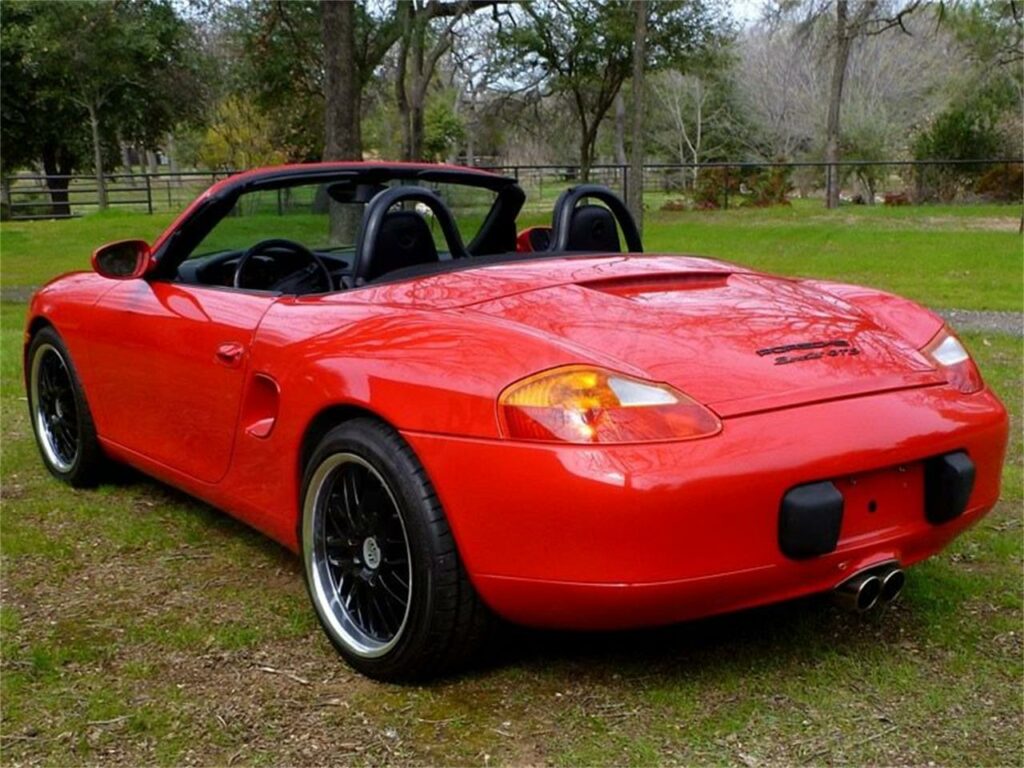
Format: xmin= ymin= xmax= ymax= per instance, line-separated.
xmin=301 ymin=418 xmax=492 ymax=680
xmin=26 ymin=327 xmax=106 ymax=487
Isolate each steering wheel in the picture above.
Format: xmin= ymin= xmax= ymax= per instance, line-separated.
xmin=549 ymin=184 xmax=643 ymax=253
xmin=233 ymin=238 xmax=332 ymax=292
xmin=352 ymin=186 xmax=468 ymax=285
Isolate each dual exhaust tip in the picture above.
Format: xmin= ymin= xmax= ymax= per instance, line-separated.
xmin=833 ymin=564 xmax=905 ymax=613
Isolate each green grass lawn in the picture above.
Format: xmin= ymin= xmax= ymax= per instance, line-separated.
xmin=1 ymin=204 xmax=1022 ymax=765
xmin=642 ymin=203 xmax=1023 ymax=311
xmin=2 ymin=201 xmax=1022 ymax=309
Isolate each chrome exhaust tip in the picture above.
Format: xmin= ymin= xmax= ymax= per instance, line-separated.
xmin=833 ymin=572 xmax=883 ymax=613
xmin=878 ymin=566 xmax=906 ymax=605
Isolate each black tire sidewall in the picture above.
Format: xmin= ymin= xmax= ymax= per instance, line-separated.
xmin=300 ymin=418 xmax=450 ymax=679
xmin=26 ymin=327 xmax=102 ymax=486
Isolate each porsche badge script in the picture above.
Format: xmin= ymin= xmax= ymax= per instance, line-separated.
xmin=756 ymin=339 xmax=861 ymax=365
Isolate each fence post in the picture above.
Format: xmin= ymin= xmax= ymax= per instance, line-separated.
xmin=145 ymin=174 xmax=153 ymax=214
xmin=622 ymin=165 xmax=629 ymax=203
xmin=723 ymin=165 xmax=730 ymax=210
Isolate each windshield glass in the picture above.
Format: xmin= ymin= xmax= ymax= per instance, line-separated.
xmin=187 ymin=179 xmax=498 ymax=260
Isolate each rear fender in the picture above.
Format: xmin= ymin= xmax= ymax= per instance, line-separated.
xmin=224 ymin=304 xmax=585 ymax=549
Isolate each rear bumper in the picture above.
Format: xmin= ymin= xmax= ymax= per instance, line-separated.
xmin=403 ymin=384 xmax=1008 ymax=629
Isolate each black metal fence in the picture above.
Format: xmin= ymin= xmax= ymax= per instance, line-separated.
xmin=487 ymin=159 xmax=1023 ymax=212
xmin=3 ymin=159 xmax=1021 ymax=221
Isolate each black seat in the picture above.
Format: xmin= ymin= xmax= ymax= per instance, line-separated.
xmin=364 ymin=210 xmax=439 ymax=281
xmin=566 ymin=204 xmax=621 ymax=252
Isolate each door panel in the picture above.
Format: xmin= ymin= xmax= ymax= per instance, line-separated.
xmin=84 ymin=280 xmax=275 ymax=483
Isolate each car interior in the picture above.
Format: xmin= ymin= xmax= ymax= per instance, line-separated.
xmin=170 ymin=170 xmax=643 ymax=296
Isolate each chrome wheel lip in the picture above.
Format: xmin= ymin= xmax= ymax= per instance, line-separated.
xmin=30 ymin=343 xmax=78 ymax=473
xmin=303 ymin=452 xmax=413 ymax=659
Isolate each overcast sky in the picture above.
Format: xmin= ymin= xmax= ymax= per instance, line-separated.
xmin=728 ymin=0 xmax=766 ymax=26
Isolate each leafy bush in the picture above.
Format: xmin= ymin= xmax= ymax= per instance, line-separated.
xmin=691 ymin=166 xmax=793 ymax=209
xmin=741 ymin=165 xmax=792 ymax=207
xmin=693 ymin=167 xmax=740 ymax=209
xmin=913 ymin=81 xmax=1014 ymax=202
xmin=423 ymin=101 xmax=465 ymax=162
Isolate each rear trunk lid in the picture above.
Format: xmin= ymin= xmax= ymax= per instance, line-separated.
xmin=465 ymin=267 xmax=944 ymax=417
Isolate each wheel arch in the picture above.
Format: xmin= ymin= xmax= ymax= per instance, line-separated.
xmin=26 ymin=314 xmax=54 ymax=338
xmin=297 ymin=403 xmax=400 ymax=503
xmin=23 ymin=315 xmax=55 ymax=387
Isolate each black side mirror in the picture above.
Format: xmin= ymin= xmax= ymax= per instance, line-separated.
xmin=91 ymin=239 xmax=150 ymax=279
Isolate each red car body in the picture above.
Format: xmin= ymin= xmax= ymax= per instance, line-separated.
xmin=25 ymin=163 xmax=1009 ymax=632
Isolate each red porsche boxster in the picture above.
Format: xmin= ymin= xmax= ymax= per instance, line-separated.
xmin=24 ymin=163 xmax=1008 ymax=679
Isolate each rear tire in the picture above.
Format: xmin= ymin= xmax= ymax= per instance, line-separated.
xmin=26 ymin=327 xmax=106 ymax=487
xmin=300 ymin=418 xmax=492 ymax=680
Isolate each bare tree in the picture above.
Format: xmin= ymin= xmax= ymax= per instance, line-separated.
xmin=734 ymin=22 xmax=822 ymax=159
xmin=394 ymin=0 xmax=494 ymax=161
xmin=448 ymin=11 xmax=504 ymax=164
xmin=652 ymin=71 xmax=731 ymax=186
xmin=736 ymin=4 xmax=953 ymax=200
xmin=808 ymin=0 xmax=923 ymax=208
xmin=841 ymin=15 xmax=959 ymax=199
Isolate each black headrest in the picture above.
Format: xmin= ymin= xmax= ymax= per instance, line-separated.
xmin=365 ymin=210 xmax=438 ymax=281
xmin=566 ymin=204 xmax=621 ymax=252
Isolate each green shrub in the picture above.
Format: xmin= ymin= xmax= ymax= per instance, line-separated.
xmin=741 ymin=165 xmax=792 ymax=207
xmin=693 ymin=167 xmax=740 ymax=209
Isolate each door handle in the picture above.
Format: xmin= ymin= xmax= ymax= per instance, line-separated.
xmin=215 ymin=342 xmax=245 ymax=367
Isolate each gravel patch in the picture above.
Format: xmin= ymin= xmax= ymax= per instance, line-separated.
xmin=939 ymin=309 xmax=1023 ymax=337
xmin=1 ymin=287 xmax=35 ymax=303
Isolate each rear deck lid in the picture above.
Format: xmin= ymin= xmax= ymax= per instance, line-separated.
xmin=468 ymin=269 xmax=945 ymax=417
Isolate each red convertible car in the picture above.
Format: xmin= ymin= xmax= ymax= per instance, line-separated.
xmin=25 ymin=163 xmax=1008 ymax=680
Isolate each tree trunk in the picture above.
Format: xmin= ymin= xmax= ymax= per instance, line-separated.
xmin=86 ymin=100 xmax=107 ymax=210
xmin=411 ymin=105 xmax=425 ymax=161
xmin=119 ymin=135 xmax=131 ymax=174
xmin=43 ymin=176 xmax=71 ymax=218
xmin=613 ymin=92 xmax=627 ymax=166
xmin=690 ymin=83 xmax=703 ymax=190
xmin=166 ymin=132 xmax=180 ymax=183
xmin=41 ymin=144 xmax=72 ymax=217
xmin=409 ymin=12 xmax=427 ymax=161
xmin=321 ymin=0 xmax=362 ymax=244
xmin=465 ymin=91 xmax=477 ymax=166
xmin=824 ymin=0 xmax=852 ymax=210
xmin=579 ymin=130 xmax=593 ymax=183
xmin=395 ymin=2 xmax=413 ymax=161
xmin=627 ymin=0 xmax=647 ymax=233
xmin=322 ymin=0 xmax=361 ymax=161
xmin=0 ymin=174 xmax=11 ymax=219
